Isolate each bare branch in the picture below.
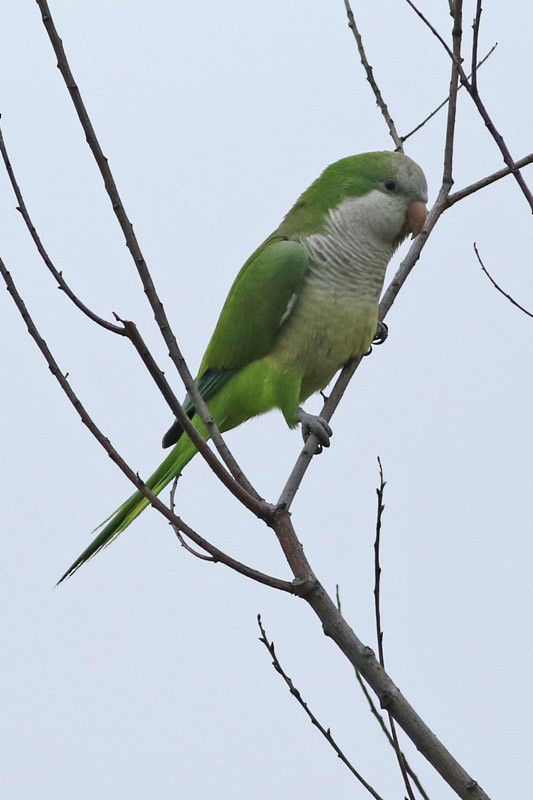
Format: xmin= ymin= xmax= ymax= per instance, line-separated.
xmin=374 ymin=458 xmax=386 ymax=667
xmin=34 ymin=0 xmax=262 ymax=505
xmin=373 ymin=460 xmax=417 ymax=800
xmin=0 ymin=254 xmax=292 ymax=592
xmin=270 ymin=511 xmax=491 ymax=799
xmin=461 ymin=87 xmax=533 ymax=213
xmin=405 ymin=0 xmax=456 ymax=60
xmin=169 ymin=480 xmax=215 ymax=561
xmin=358 ymin=669 xmax=432 ymax=800
xmin=447 ymin=152 xmax=533 ymax=206
xmin=0 ymin=117 xmax=122 ymax=335
xmin=173 ymin=529 xmax=216 ymax=562
xmin=402 ymin=43 xmax=497 ymax=144
xmin=470 ymin=1 xmax=483 ymax=95
xmin=0 ymin=118 xmax=264 ymax=517
xmin=308 ymin=589 xmax=490 ymax=798
xmin=336 ymin=585 xmax=430 ymax=800
xmin=473 ymin=244 xmax=533 ymax=319
xmin=343 ymin=0 xmax=403 ymax=151
xmin=442 ymin=0 xmax=463 ymax=188
xmin=257 ymin=615 xmax=385 ymax=800
xmin=406 ymin=0 xmax=533 ymax=212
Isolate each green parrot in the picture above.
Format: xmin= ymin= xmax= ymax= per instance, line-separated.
xmin=60 ymin=151 xmax=427 ymax=581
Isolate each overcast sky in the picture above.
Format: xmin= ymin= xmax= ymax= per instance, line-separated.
xmin=1 ymin=2 xmax=532 ymax=798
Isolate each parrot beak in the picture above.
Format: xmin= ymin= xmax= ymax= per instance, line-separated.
xmin=406 ymin=201 xmax=427 ymax=239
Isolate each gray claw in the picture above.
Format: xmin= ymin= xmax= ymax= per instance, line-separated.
xmin=297 ymin=407 xmax=333 ymax=452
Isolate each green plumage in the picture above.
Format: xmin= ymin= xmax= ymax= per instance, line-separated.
xmin=59 ymin=151 xmax=428 ymax=582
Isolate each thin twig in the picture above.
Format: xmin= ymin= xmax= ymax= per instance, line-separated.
xmin=34 ymin=0 xmax=263 ymax=505
xmin=343 ymin=0 xmax=403 ymax=151
xmin=374 ymin=458 xmax=385 ymax=667
xmin=373 ymin=459 xmax=417 ymax=800
xmin=473 ymin=244 xmax=533 ymax=319
xmin=335 ymin=583 xmax=342 ymax=613
xmin=405 ymin=0 xmax=456 ymax=59
xmin=0 ymin=117 xmax=122 ymax=335
xmin=470 ymin=1 xmax=483 ymax=95
xmin=457 ymin=80 xmax=533 ymax=212
xmin=447 ymin=151 xmax=533 ymax=206
xmin=462 ymin=88 xmax=533 ymax=213
xmin=442 ymin=0 xmax=463 ymax=188
xmin=402 ymin=43 xmax=497 ymax=144
xmin=169 ymin=479 xmax=215 ymax=561
xmin=257 ymin=615 xmax=385 ymax=800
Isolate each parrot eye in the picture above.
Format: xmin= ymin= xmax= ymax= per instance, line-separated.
xmin=384 ymin=179 xmax=397 ymax=192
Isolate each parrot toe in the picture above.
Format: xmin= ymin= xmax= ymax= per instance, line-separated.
xmin=372 ymin=320 xmax=388 ymax=345
xmin=297 ymin=408 xmax=333 ymax=453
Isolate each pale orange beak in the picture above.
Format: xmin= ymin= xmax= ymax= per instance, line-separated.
xmin=406 ymin=201 xmax=427 ymax=239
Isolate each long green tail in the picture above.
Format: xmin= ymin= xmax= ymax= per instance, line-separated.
xmin=58 ymin=432 xmax=198 ymax=583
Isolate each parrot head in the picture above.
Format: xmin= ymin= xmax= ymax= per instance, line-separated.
xmin=279 ymin=151 xmax=428 ymax=248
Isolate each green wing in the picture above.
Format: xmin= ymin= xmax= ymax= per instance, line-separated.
xmin=199 ymin=236 xmax=308 ymax=371
xmin=161 ymin=236 xmax=309 ymax=447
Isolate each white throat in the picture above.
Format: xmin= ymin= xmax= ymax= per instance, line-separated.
xmin=301 ymin=191 xmax=405 ymax=302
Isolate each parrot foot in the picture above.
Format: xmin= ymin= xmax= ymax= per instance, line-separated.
xmin=372 ymin=320 xmax=388 ymax=345
xmin=365 ymin=321 xmax=389 ymax=356
xmin=297 ymin=407 xmax=333 ymax=453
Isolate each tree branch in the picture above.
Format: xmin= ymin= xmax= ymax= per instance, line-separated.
xmin=0 ymin=117 xmax=122 ymax=336
xmin=373 ymin=459 xmax=416 ymax=800
xmin=406 ymin=0 xmax=533 ymax=212
xmin=267 ymin=509 xmax=491 ymax=799
xmin=0 ymin=116 xmax=264 ymax=517
xmin=442 ymin=0 xmax=463 ymax=188
xmin=34 ymin=0 xmax=262 ymax=505
xmin=401 ymin=43 xmax=497 ymax=144
xmin=470 ymin=1 xmax=483 ymax=95
xmin=0 ymin=254 xmax=291 ymax=593
xmin=343 ymin=0 xmax=403 ymax=151
xmin=257 ymin=615 xmax=385 ymax=800
xmin=473 ymin=244 xmax=533 ymax=319
xmin=447 ymin=152 xmax=533 ymax=206
xmin=337 ymin=585 xmax=430 ymax=800
xmin=373 ymin=458 xmax=385 ymax=667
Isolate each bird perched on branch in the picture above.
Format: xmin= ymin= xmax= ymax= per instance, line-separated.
xmin=60 ymin=150 xmax=427 ymax=581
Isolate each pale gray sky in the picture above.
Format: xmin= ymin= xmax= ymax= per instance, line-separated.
xmin=1 ymin=2 xmax=532 ymax=798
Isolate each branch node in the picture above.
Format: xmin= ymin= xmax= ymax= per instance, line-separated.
xmin=291 ymin=573 xmax=317 ymax=597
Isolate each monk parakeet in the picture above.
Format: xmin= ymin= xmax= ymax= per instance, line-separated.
xmin=60 ymin=151 xmax=427 ymax=581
